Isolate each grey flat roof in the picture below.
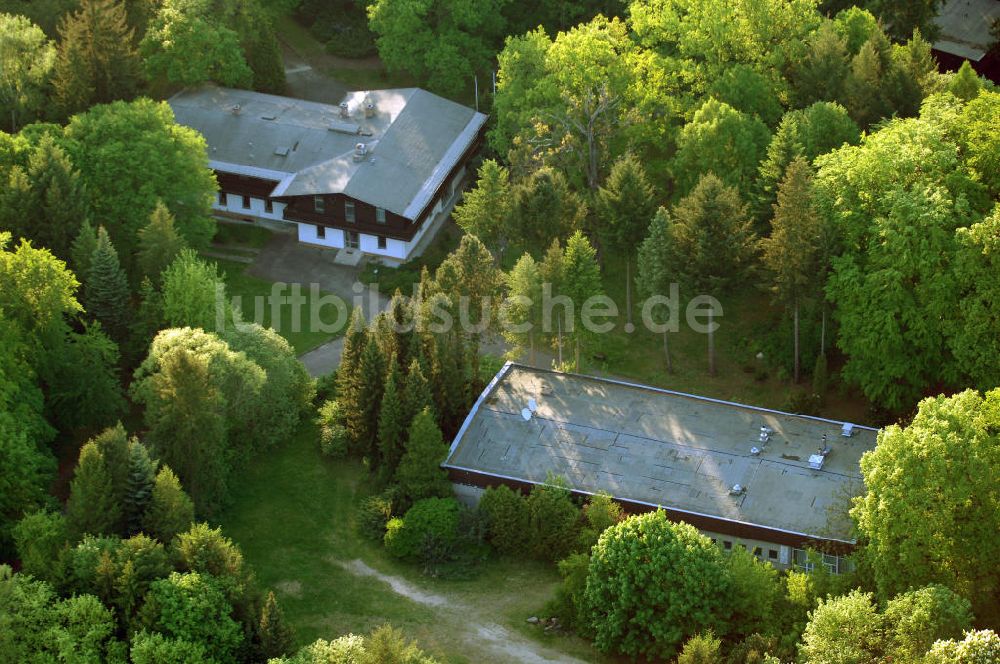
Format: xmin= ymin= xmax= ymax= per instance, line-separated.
xmin=168 ymin=85 xmax=487 ymax=218
xmin=444 ymin=364 xmax=878 ymax=543
xmin=934 ymin=0 xmax=1000 ymax=60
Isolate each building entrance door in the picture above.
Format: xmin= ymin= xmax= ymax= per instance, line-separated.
xmin=346 ymin=231 xmax=360 ymax=249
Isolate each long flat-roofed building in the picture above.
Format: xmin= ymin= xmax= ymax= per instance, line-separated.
xmin=169 ymin=85 xmax=487 ymax=263
xmin=444 ymin=363 xmax=879 ymax=572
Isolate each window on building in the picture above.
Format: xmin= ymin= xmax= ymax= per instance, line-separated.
xmin=314 ymin=195 xmax=325 ymax=213
xmin=377 ymin=235 xmax=387 ymax=250
xmin=753 ymin=547 xmax=762 ymax=557
xmin=218 ymin=191 xmax=227 ymax=206
xmin=768 ymin=549 xmax=778 ymax=560
xmin=264 ymin=199 xmax=273 ymax=213
xmin=345 ymin=200 xmax=356 ymax=223
xmin=723 ymin=541 xmax=733 ymax=551
xmin=793 ymin=548 xmax=844 ymax=574
xmin=375 ymin=207 xmax=386 ymax=224
xmin=316 ymin=225 xmax=326 ymax=239
xmin=242 ymin=195 xmax=251 ymax=209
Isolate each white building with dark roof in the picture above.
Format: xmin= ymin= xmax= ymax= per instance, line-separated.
xmin=168 ymin=85 xmax=488 ymax=263
xmin=445 ymin=363 xmax=880 ymax=572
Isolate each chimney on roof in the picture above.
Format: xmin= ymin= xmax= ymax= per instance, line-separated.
xmin=364 ymin=99 xmax=375 ymax=118
xmin=231 ymin=104 xmax=242 ymax=116
xmin=339 ymin=101 xmax=350 ymax=119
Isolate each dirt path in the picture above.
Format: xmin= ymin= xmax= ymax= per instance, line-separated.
xmin=340 ymin=559 xmax=591 ymax=664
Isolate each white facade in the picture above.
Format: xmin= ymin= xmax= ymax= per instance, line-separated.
xmin=214 ymin=192 xmax=287 ymax=222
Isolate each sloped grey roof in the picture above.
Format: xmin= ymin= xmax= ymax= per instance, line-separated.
xmin=168 ymin=85 xmax=487 ymax=218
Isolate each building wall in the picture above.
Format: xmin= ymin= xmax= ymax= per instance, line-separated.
xmin=450 ymin=480 xmax=849 ymax=573
xmin=214 ymin=191 xmax=287 ymax=222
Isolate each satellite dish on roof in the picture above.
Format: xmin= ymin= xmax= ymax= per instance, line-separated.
xmin=528 ymin=398 xmax=538 ymax=412
xmin=521 ymin=408 xmax=532 ymax=421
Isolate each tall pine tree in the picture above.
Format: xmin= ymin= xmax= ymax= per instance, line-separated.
xmin=143 ymin=465 xmax=195 ymax=543
xmin=66 ymin=441 xmax=121 ymax=540
xmin=124 ymin=440 xmax=157 ymax=536
xmin=396 ymin=408 xmax=452 ymax=509
xmin=137 ymin=201 xmax=187 ymax=283
xmin=53 ymin=0 xmax=142 ymax=116
xmin=71 ymin=219 xmax=99 ymax=278
xmin=25 ymin=135 xmax=91 ymax=259
xmin=560 ymin=231 xmax=603 ymax=371
xmin=257 ymin=590 xmax=294 ymax=659
xmin=759 ymin=157 xmax=824 ymax=383
xmin=377 ymin=360 xmax=406 ymax=481
xmin=85 ymin=226 xmax=131 ymax=343
xmin=347 ymin=334 xmax=385 ymax=463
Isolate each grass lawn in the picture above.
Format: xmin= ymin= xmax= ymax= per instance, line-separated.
xmin=219 ymin=423 xmax=611 ymax=663
xmin=213 ymin=222 xmax=274 ymax=250
xmin=213 ymin=257 xmax=346 ymax=355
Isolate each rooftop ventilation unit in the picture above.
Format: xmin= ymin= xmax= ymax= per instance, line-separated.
xmin=261 ymin=114 xmax=277 ymax=121
xmin=750 ymin=446 xmax=761 ymax=456
xmin=729 ymin=484 xmax=746 ymax=496
xmin=528 ymin=398 xmax=538 ymax=413
xmin=328 ymin=120 xmax=361 ymax=135
xmin=364 ymin=100 xmax=376 ymax=118
xmin=759 ymin=425 xmax=773 ymax=444
xmin=339 ymin=101 xmax=350 ymax=118
xmin=521 ymin=408 xmax=532 ymax=422
xmin=231 ymin=104 xmax=242 ymax=115
xmin=809 ymin=440 xmax=832 ymax=470
xmin=352 ymin=142 xmax=368 ymax=162
xmin=841 ymin=423 xmax=855 ymax=438
xmin=274 ymin=146 xmax=289 ymax=157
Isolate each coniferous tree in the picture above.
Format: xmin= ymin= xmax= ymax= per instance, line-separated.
xmin=636 ymin=207 xmax=676 ymax=372
xmin=66 ymin=442 xmax=121 ymax=540
xmin=431 ymin=331 xmax=468 ymax=437
xmin=71 ymin=219 xmax=99 ymax=278
xmin=143 ymin=466 xmax=195 ymax=544
xmin=336 ymin=306 xmax=367 ymax=413
xmin=24 ymin=136 xmax=90 ymax=259
xmin=760 ymin=157 xmax=824 ymax=383
xmin=452 ymin=159 xmax=512 ymax=259
xmin=137 ymin=202 xmax=187 ymax=283
xmin=396 ymin=408 xmax=452 ymax=508
xmin=948 ymin=60 xmax=982 ymax=101
xmin=52 ymin=0 xmax=142 ymax=116
xmin=791 ymin=22 xmax=850 ymax=107
xmin=402 ymin=357 xmax=434 ymax=427
xmin=0 ymin=167 xmax=33 ymax=242
xmin=85 ymin=226 xmax=131 ymax=343
xmin=93 ymin=423 xmax=131 ymax=531
xmin=128 ymin=277 xmax=165 ymax=363
xmin=385 ymin=292 xmax=416 ymax=374
xmin=560 ymin=231 xmax=603 ymax=371
xmin=502 ymin=253 xmax=544 ymax=365
xmin=670 ymin=174 xmax=757 ymax=375
xmin=124 ymin=440 xmax=157 ymax=536
xmin=377 ymin=360 xmax=406 ymax=480
xmin=595 ymin=153 xmax=657 ymax=258
xmin=347 ymin=334 xmax=385 ymax=462
xmin=257 ymin=590 xmax=293 ymax=660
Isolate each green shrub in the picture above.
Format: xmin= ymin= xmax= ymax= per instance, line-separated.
xmin=545 ymin=553 xmax=591 ymax=632
xmin=317 ymin=400 xmax=348 ymax=458
xmin=478 ymin=485 xmax=529 ymax=555
xmin=577 ymin=492 xmax=623 ymax=553
xmin=526 ymin=476 xmax=580 ymax=562
xmin=357 ymin=491 xmax=395 ymax=541
xmin=384 ymin=498 xmax=461 ymax=565
xmin=583 ymin=512 xmax=733 ymax=660
xmin=678 ymin=631 xmax=722 ymax=664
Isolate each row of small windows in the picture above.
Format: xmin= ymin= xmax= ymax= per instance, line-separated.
xmin=712 ymin=538 xmax=780 ymax=561
xmin=218 ymin=191 xmax=272 ymax=213
xmin=315 ymin=225 xmax=387 ymax=250
xmin=313 ymin=196 xmax=385 ymax=224
xmin=217 ymin=192 xmax=385 ymax=224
